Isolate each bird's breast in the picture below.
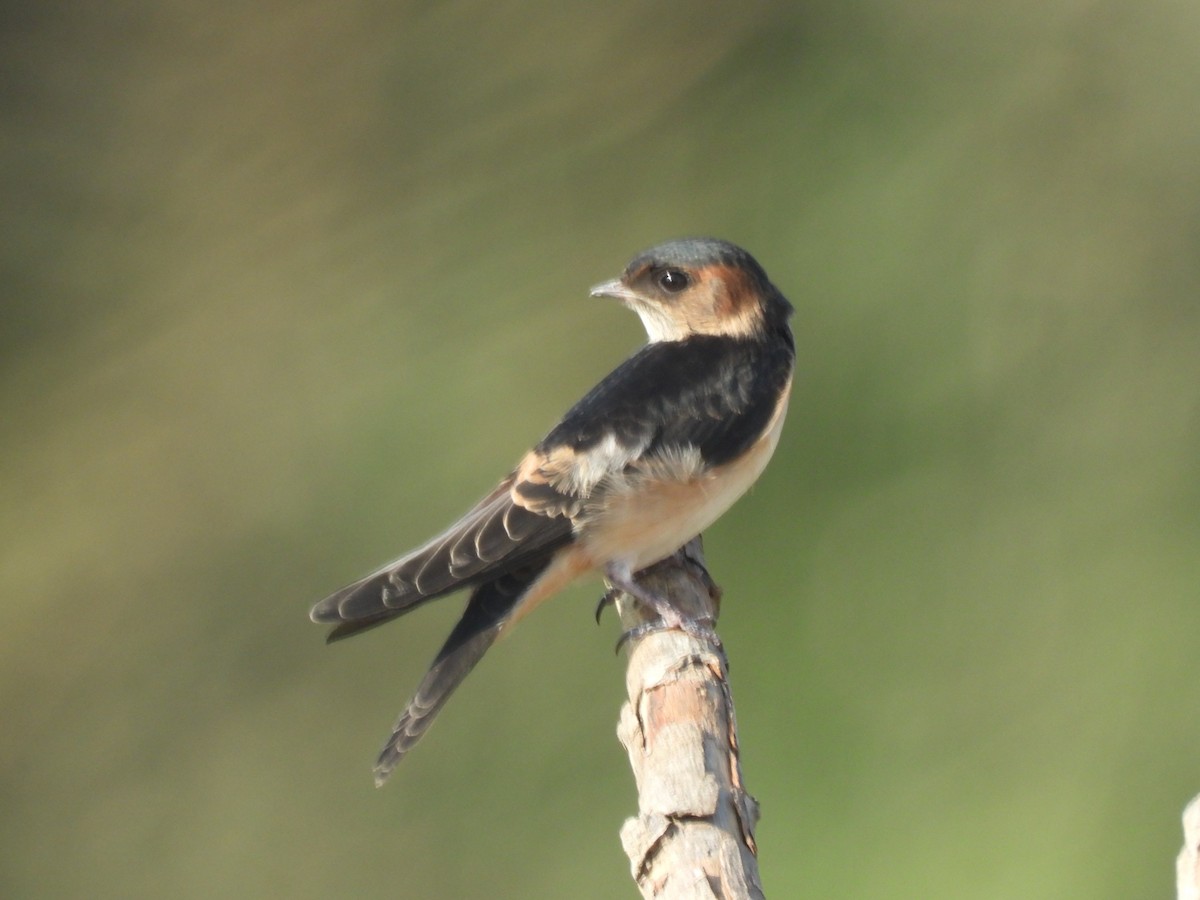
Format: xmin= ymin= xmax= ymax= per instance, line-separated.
xmin=576 ymin=381 xmax=791 ymax=572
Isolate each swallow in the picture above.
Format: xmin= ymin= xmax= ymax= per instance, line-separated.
xmin=311 ymin=237 xmax=795 ymax=784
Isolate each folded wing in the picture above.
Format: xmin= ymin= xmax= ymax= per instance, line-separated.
xmin=310 ymin=474 xmax=574 ymax=640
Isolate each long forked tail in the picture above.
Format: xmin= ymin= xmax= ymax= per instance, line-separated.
xmin=372 ymin=562 xmax=546 ymax=785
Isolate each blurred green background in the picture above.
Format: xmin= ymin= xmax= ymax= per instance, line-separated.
xmin=3 ymin=2 xmax=1198 ymax=897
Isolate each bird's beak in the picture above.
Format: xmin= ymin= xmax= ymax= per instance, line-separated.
xmin=589 ymin=278 xmax=638 ymax=302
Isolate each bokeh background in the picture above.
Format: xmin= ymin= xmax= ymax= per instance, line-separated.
xmin=3 ymin=2 xmax=1199 ymax=897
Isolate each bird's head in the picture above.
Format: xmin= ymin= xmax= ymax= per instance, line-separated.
xmin=590 ymin=238 xmax=792 ymax=342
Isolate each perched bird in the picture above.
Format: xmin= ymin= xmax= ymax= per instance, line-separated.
xmin=311 ymin=238 xmax=795 ymax=784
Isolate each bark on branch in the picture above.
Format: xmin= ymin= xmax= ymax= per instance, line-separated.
xmin=613 ymin=537 xmax=764 ymax=900
xmin=1179 ymin=794 xmax=1200 ymax=900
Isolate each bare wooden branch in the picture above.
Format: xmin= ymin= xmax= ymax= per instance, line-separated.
xmin=613 ymin=537 xmax=764 ymax=900
xmin=1179 ymin=794 xmax=1200 ymax=900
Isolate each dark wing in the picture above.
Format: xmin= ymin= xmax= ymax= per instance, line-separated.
xmin=310 ymin=474 xmax=573 ymax=639
xmin=540 ymin=333 xmax=795 ymax=468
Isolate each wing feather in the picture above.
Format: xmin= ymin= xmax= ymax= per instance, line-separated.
xmin=310 ymin=475 xmax=572 ymax=631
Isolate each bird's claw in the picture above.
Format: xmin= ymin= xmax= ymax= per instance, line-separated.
xmin=594 ymin=587 xmax=621 ymax=624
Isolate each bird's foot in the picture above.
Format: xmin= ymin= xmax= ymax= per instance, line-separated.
xmin=603 ymin=563 xmax=721 ymax=652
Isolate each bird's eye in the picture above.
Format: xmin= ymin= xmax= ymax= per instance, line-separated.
xmin=657 ymin=268 xmax=690 ymax=293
